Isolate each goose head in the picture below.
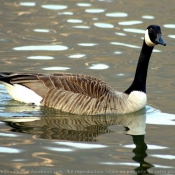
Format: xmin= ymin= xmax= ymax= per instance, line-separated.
xmin=145 ymin=25 xmax=166 ymax=47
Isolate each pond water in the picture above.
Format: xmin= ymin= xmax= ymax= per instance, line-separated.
xmin=0 ymin=0 xmax=175 ymax=174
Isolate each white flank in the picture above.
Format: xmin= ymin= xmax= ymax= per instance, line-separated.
xmin=127 ymin=91 xmax=147 ymax=112
xmin=145 ymin=29 xmax=156 ymax=47
xmin=1 ymin=82 xmax=42 ymax=105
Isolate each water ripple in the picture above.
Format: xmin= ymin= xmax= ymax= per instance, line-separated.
xmin=115 ymin=32 xmax=126 ymax=36
xmin=168 ymin=35 xmax=175 ymax=39
xmin=33 ymin=29 xmax=50 ymax=33
xmin=58 ymin=12 xmax=74 ymax=15
xmin=151 ymin=154 xmax=175 ymax=160
xmin=56 ymin=142 xmax=107 ymax=149
xmin=110 ymin=42 xmax=140 ymax=49
xmin=88 ymin=63 xmax=109 ymax=70
xmin=0 ymin=147 xmax=22 ymax=153
xmin=163 ymin=24 xmax=175 ymax=28
xmin=142 ymin=15 xmax=155 ymax=19
xmin=27 ymin=56 xmax=54 ymax=60
xmin=118 ymin=20 xmax=142 ymax=26
xmin=42 ymin=67 xmax=70 ymax=71
xmin=106 ymin=12 xmax=128 ymax=17
xmin=77 ymin=3 xmax=91 ymax=7
xmin=93 ymin=23 xmax=114 ymax=28
xmin=72 ymin=26 xmax=90 ymax=29
xmin=0 ymin=133 xmax=18 ymax=137
xmin=13 ymin=45 xmax=68 ymax=51
xmin=78 ymin=43 xmax=97 ymax=46
xmin=44 ymin=147 xmax=73 ymax=152
xmin=41 ymin=4 xmax=68 ymax=10
xmin=123 ymin=28 xmax=145 ymax=34
xmin=85 ymin=9 xmax=105 ymax=13
xmin=19 ymin=2 xmax=36 ymax=6
xmin=67 ymin=19 xmax=83 ymax=23
xmin=68 ymin=54 xmax=86 ymax=59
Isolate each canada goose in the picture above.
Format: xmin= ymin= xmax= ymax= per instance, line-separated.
xmin=0 ymin=25 xmax=166 ymax=115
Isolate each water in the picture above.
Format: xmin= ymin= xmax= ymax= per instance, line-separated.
xmin=0 ymin=0 xmax=175 ymax=174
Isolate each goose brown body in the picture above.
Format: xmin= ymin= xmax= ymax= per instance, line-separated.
xmin=0 ymin=72 xmax=142 ymax=115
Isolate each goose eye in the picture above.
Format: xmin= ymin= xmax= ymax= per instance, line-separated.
xmin=149 ymin=28 xmax=153 ymax=33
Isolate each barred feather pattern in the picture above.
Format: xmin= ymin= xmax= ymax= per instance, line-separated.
xmin=0 ymin=72 xmax=146 ymax=115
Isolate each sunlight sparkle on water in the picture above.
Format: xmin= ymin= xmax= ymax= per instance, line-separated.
xmin=76 ymin=3 xmax=91 ymax=7
xmin=115 ymin=32 xmax=126 ymax=36
xmin=85 ymin=9 xmax=105 ymax=13
xmin=78 ymin=43 xmax=97 ymax=46
xmin=168 ymin=35 xmax=175 ymax=39
xmin=20 ymin=2 xmax=36 ymax=6
xmin=142 ymin=15 xmax=155 ymax=19
xmin=13 ymin=45 xmax=68 ymax=51
xmin=44 ymin=147 xmax=73 ymax=152
xmin=163 ymin=24 xmax=175 ymax=28
xmin=42 ymin=67 xmax=70 ymax=71
xmin=151 ymin=154 xmax=175 ymax=160
xmin=123 ymin=28 xmax=145 ymax=34
xmin=88 ymin=64 xmax=109 ymax=70
xmin=0 ymin=133 xmax=18 ymax=137
xmin=58 ymin=12 xmax=74 ymax=15
xmin=0 ymin=147 xmax=22 ymax=153
xmin=41 ymin=4 xmax=67 ymax=10
xmin=33 ymin=29 xmax=50 ymax=33
xmin=93 ymin=23 xmax=114 ymax=28
xmin=67 ymin=19 xmax=83 ymax=23
xmin=111 ymin=42 xmax=140 ymax=49
xmin=106 ymin=12 xmax=128 ymax=17
xmin=68 ymin=54 xmax=86 ymax=59
xmin=118 ymin=21 xmax=142 ymax=25
xmin=56 ymin=142 xmax=107 ymax=149
xmin=27 ymin=56 xmax=54 ymax=60
xmin=73 ymin=26 xmax=90 ymax=29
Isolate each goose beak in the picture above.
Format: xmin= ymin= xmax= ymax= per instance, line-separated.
xmin=155 ymin=34 xmax=166 ymax=46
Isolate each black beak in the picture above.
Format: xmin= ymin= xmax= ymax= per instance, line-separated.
xmin=155 ymin=34 xmax=166 ymax=46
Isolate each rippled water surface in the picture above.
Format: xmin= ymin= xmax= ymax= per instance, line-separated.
xmin=0 ymin=0 xmax=175 ymax=174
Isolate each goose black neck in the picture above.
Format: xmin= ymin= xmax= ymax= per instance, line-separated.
xmin=125 ymin=41 xmax=154 ymax=94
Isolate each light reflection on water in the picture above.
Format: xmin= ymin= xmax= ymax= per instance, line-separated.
xmin=105 ymin=12 xmax=128 ymax=17
xmin=27 ymin=56 xmax=54 ymax=60
xmin=110 ymin=42 xmax=141 ymax=48
xmin=93 ymin=23 xmax=114 ymax=28
xmin=67 ymin=19 xmax=83 ymax=23
xmin=78 ymin=43 xmax=98 ymax=46
xmin=123 ymin=28 xmax=145 ymax=34
xmin=163 ymin=24 xmax=175 ymax=28
xmin=0 ymin=147 xmax=22 ymax=153
xmin=118 ymin=20 xmax=142 ymax=25
xmin=68 ymin=54 xmax=86 ymax=59
xmin=72 ymin=26 xmax=90 ymax=29
xmin=85 ymin=9 xmax=105 ymax=13
xmin=19 ymin=2 xmax=36 ymax=6
xmin=42 ymin=67 xmax=70 ymax=70
xmin=13 ymin=45 xmax=68 ymax=51
xmin=142 ymin=15 xmax=155 ymax=19
xmin=88 ymin=63 xmax=109 ymax=69
xmin=76 ymin=3 xmax=92 ymax=7
xmin=33 ymin=29 xmax=50 ymax=33
xmin=41 ymin=4 xmax=68 ymax=10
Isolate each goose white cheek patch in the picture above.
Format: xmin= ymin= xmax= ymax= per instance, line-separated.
xmin=145 ymin=29 xmax=156 ymax=47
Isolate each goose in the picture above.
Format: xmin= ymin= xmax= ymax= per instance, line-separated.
xmin=0 ymin=25 xmax=166 ymax=115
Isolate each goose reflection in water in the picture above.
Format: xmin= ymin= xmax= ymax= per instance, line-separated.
xmin=0 ymin=106 xmax=155 ymax=175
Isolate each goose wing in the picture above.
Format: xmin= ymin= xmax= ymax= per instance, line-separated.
xmin=0 ymin=72 xmax=116 ymax=114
